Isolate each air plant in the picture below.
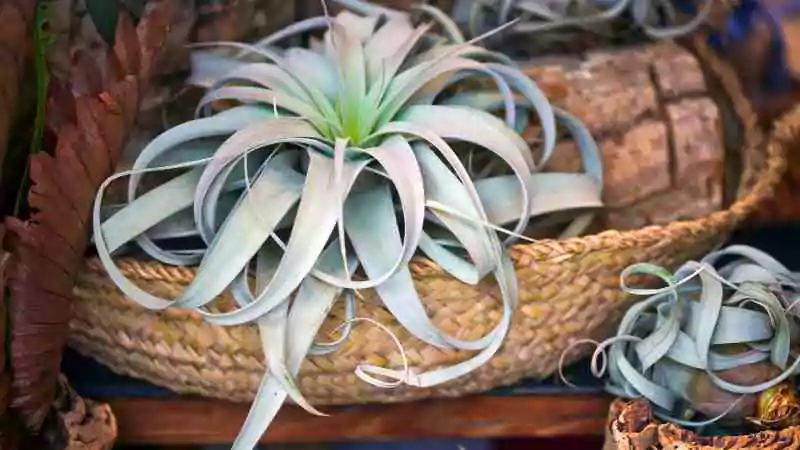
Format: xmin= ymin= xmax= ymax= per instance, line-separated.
xmin=93 ymin=2 xmax=603 ymax=448
xmin=448 ymin=0 xmax=715 ymax=43
xmin=576 ymin=245 xmax=800 ymax=430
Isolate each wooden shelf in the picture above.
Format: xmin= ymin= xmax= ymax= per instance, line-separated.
xmin=106 ymin=394 xmax=611 ymax=445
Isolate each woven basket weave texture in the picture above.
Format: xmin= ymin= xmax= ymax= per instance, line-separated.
xmin=67 ymin=37 xmax=789 ymax=405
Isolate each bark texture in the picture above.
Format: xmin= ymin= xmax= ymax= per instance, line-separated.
xmin=606 ymin=398 xmax=800 ymax=450
xmin=524 ymin=41 xmax=727 ymax=231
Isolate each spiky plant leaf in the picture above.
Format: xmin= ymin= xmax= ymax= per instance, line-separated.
xmin=94 ymin=3 xmax=604 ymax=448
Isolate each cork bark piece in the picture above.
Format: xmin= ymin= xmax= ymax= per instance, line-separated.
xmin=670 ymin=98 xmax=723 ymax=182
xmin=651 ymin=44 xmax=708 ymax=99
xmin=607 ymin=399 xmax=659 ymax=450
xmin=606 ymin=399 xmax=800 ymax=450
xmin=658 ymin=424 xmax=800 ymax=450
xmin=524 ymin=41 xmax=726 ymax=231
xmin=783 ymin=16 xmax=800 ymax=79
xmin=557 ymin=47 xmax=659 ymax=135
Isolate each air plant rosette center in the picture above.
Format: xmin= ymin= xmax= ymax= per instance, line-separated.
xmin=577 ymin=245 xmax=800 ymax=430
xmin=92 ymin=3 xmax=603 ymax=448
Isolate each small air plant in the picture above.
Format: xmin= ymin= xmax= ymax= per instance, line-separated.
xmin=569 ymin=245 xmax=800 ymax=430
xmin=449 ymin=0 xmax=715 ymax=43
xmin=93 ymin=1 xmax=603 ymax=448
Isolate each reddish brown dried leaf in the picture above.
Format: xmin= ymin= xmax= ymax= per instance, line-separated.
xmin=113 ymin=12 xmax=141 ymax=78
xmin=0 ymin=49 xmax=20 ymax=165
xmin=70 ymin=50 xmax=108 ymax=99
xmin=0 ymin=1 xmax=35 ymax=446
xmin=75 ymin=97 xmax=114 ymax=180
xmin=45 ymin=78 xmax=78 ymax=133
xmin=6 ymin=239 xmax=77 ymax=299
xmin=5 ymin=0 xmax=191 ymax=434
xmin=29 ymin=147 xmax=93 ymax=222
xmin=25 ymin=193 xmax=87 ymax=256
xmin=0 ymin=227 xmax=15 ymax=448
xmin=107 ymin=77 xmax=141 ymax=137
xmin=149 ymin=0 xmax=194 ymax=75
xmin=4 ymin=286 xmax=70 ymax=327
xmin=95 ymin=93 xmax=127 ymax=170
xmin=50 ymin=3 xmax=135 ymax=98
xmin=137 ymin=0 xmax=187 ymax=82
xmin=0 ymin=0 xmax=35 ymax=171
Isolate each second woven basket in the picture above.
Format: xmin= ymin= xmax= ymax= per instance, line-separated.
xmin=68 ymin=37 xmax=788 ymax=405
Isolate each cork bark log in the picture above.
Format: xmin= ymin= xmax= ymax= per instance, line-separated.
xmin=605 ymin=398 xmax=800 ymax=450
xmin=523 ymin=41 xmax=727 ymax=231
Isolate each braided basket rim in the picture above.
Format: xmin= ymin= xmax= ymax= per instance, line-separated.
xmin=86 ymin=35 xmax=788 ymax=284
xmin=68 ymin=36 xmax=795 ymax=404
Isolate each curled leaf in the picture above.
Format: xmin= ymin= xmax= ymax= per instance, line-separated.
xmin=587 ymin=245 xmax=800 ymax=428
xmin=94 ymin=4 xmax=604 ymax=448
xmin=450 ymin=0 xmax=714 ymax=41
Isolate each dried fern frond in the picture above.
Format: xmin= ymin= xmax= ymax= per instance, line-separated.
xmin=5 ymin=0 xmax=186 ymax=433
xmin=0 ymin=0 xmax=36 ymax=445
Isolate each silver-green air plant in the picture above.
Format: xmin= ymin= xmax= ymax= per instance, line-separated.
xmin=575 ymin=245 xmax=800 ymax=429
xmin=92 ymin=2 xmax=603 ymax=449
xmin=449 ymin=0 xmax=715 ymax=40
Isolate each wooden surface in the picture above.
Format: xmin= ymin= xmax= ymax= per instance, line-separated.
xmin=106 ymin=394 xmax=611 ymax=445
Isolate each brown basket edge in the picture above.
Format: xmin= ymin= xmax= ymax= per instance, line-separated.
xmin=84 ymin=36 xmax=792 ymax=282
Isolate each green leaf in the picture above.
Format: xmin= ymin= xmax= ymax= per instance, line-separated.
xmin=102 ymin=168 xmax=205 ymax=254
xmin=393 ymin=105 xmax=536 ymax=239
xmin=325 ymin=18 xmax=368 ymax=143
xmin=233 ymin=241 xmax=356 ymax=450
xmin=86 ymin=0 xmax=119 ymax=46
xmin=17 ymin=1 xmax=54 ymax=216
xmin=119 ymin=0 xmax=145 ymax=21
xmin=254 ymin=246 xmax=325 ymax=417
xmin=196 ymin=151 xmax=370 ymax=325
xmin=414 ymin=142 xmax=494 ymax=283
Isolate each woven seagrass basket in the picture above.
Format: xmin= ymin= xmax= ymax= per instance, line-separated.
xmin=67 ymin=36 xmax=789 ymax=405
xmin=603 ymin=398 xmax=800 ymax=450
